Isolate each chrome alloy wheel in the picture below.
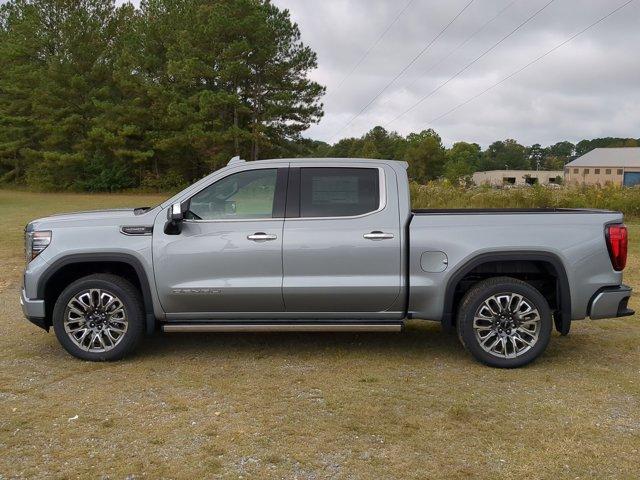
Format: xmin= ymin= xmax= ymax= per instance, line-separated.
xmin=64 ymin=289 xmax=128 ymax=352
xmin=472 ymin=292 xmax=541 ymax=359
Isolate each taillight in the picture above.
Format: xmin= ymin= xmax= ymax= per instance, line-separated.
xmin=606 ymin=224 xmax=628 ymax=271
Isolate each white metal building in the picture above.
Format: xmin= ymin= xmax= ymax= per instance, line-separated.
xmin=564 ymin=147 xmax=640 ymax=186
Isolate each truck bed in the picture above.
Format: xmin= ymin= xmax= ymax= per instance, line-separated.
xmin=407 ymin=207 xmax=624 ymax=323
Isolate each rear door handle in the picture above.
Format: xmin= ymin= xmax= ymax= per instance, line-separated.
xmin=247 ymin=232 xmax=278 ymax=241
xmin=363 ymin=231 xmax=394 ymax=240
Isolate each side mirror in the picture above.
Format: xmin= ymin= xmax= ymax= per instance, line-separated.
xmin=168 ymin=202 xmax=186 ymax=221
xmin=164 ymin=201 xmax=188 ymax=235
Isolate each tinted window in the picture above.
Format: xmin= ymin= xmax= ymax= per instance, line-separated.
xmin=187 ymin=169 xmax=277 ymax=220
xmin=299 ymin=168 xmax=380 ymax=218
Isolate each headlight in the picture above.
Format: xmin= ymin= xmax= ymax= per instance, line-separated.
xmin=25 ymin=230 xmax=51 ymax=262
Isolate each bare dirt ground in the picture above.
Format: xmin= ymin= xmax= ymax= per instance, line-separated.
xmin=0 ymin=190 xmax=638 ymax=479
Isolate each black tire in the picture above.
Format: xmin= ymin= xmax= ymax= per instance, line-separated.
xmin=52 ymin=274 xmax=144 ymax=361
xmin=456 ymin=276 xmax=552 ymax=368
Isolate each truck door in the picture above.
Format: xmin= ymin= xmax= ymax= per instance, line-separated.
xmin=153 ymin=166 xmax=288 ymax=315
xmin=282 ymin=164 xmax=402 ymax=313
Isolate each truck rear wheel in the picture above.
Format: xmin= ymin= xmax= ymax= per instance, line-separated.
xmin=52 ymin=274 xmax=144 ymax=361
xmin=456 ymin=276 xmax=552 ymax=368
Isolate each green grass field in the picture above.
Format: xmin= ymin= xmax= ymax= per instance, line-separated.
xmin=0 ymin=190 xmax=639 ymax=479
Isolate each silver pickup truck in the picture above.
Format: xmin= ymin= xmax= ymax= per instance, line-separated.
xmin=21 ymin=157 xmax=633 ymax=367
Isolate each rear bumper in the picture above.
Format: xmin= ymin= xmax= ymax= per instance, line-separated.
xmin=589 ymin=285 xmax=634 ymax=320
xmin=20 ymin=288 xmax=48 ymax=330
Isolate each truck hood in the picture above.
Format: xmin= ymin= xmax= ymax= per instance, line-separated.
xmin=27 ymin=207 xmax=158 ymax=230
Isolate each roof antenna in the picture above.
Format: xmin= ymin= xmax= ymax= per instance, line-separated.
xmin=227 ymin=156 xmax=245 ymax=166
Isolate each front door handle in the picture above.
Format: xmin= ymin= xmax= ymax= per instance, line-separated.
xmin=363 ymin=231 xmax=394 ymax=240
xmin=247 ymin=232 xmax=278 ymax=241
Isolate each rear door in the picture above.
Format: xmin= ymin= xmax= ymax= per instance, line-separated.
xmin=282 ymin=163 xmax=402 ymax=313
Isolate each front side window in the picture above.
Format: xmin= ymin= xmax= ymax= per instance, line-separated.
xmin=187 ymin=169 xmax=277 ymax=220
xmin=299 ymin=168 xmax=380 ymax=218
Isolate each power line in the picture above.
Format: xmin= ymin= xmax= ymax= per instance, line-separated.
xmin=398 ymin=0 xmax=519 ymax=98
xmin=385 ymin=0 xmax=555 ymax=127
xmin=330 ymin=0 xmax=415 ymax=95
xmin=331 ymin=0 xmax=476 ymax=140
xmin=426 ymin=0 xmax=636 ymax=126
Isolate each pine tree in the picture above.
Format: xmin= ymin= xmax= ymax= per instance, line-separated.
xmin=0 ymin=0 xmax=325 ymax=190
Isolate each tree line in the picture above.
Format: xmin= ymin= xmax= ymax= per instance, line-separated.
xmin=295 ymin=128 xmax=640 ymax=185
xmin=0 ymin=0 xmax=324 ymax=191
xmin=0 ymin=0 xmax=638 ymax=191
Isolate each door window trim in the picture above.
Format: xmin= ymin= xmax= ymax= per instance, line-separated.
xmin=183 ymin=167 xmax=288 ymax=223
xmin=285 ymin=166 xmax=387 ymax=220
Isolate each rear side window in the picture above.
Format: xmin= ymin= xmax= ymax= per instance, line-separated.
xmin=299 ymin=168 xmax=380 ymax=218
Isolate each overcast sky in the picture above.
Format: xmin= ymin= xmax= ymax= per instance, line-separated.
xmin=51 ymin=0 xmax=640 ymax=147
xmin=270 ymin=0 xmax=640 ymax=147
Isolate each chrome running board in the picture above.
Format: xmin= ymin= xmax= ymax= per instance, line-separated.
xmin=162 ymin=322 xmax=403 ymax=333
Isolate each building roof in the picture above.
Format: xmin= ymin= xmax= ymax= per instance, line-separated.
xmin=567 ymin=147 xmax=640 ymax=167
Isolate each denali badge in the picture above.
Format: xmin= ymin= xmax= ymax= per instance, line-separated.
xmin=172 ymin=288 xmax=222 ymax=295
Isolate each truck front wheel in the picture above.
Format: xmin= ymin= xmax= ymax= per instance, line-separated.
xmin=456 ymin=276 xmax=552 ymax=368
xmin=52 ymin=274 xmax=145 ymax=361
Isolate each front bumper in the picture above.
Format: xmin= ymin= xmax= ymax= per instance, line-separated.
xmin=589 ymin=285 xmax=634 ymax=320
xmin=20 ymin=288 xmax=48 ymax=330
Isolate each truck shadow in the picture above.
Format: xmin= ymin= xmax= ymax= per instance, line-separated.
xmin=131 ymin=320 xmax=587 ymax=366
xmin=134 ymin=321 xmax=465 ymax=360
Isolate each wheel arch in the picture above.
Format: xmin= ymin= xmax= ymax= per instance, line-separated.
xmin=442 ymin=251 xmax=571 ymax=334
xmin=37 ymin=253 xmax=156 ymax=334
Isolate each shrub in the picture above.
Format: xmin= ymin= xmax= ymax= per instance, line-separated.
xmin=140 ymin=170 xmax=189 ymax=192
xmin=410 ymin=181 xmax=640 ymax=219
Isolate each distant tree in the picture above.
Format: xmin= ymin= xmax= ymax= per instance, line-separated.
xmin=447 ymin=141 xmax=481 ymax=166
xmin=444 ymin=159 xmax=474 ymax=185
xmin=527 ymin=143 xmax=545 ymax=170
xmin=285 ymin=138 xmax=331 ymax=158
xmin=479 ymin=139 xmax=529 ymax=171
xmin=547 ymin=141 xmax=574 ymax=158
xmin=330 ymin=137 xmax=362 ymax=158
xmin=403 ymin=129 xmax=445 ymax=183
xmin=443 ymin=141 xmax=480 ymax=184
xmin=543 ymin=155 xmax=566 ymax=171
xmin=360 ymin=139 xmax=381 ymax=159
xmin=360 ymin=126 xmax=404 ymax=159
xmin=575 ymin=137 xmax=638 ymax=156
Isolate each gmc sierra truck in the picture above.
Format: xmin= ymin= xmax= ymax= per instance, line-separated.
xmin=21 ymin=157 xmax=633 ymax=367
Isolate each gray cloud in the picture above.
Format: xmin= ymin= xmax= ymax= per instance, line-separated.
xmin=274 ymin=0 xmax=640 ymax=147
